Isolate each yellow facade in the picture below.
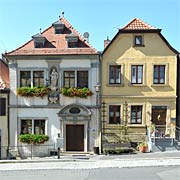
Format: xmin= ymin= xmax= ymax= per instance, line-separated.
xmin=101 ymin=32 xmax=177 ymax=144
xmin=0 ymin=93 xmax=9 ymax=159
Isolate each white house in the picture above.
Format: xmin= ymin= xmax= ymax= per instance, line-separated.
xmin=4 ymin=16 xmax=100 ymax=156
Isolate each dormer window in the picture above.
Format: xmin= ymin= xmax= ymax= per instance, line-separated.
xmin=52 ymin=20 xmax=65 ymax=34
xmin=32 ymin=33 xmax=46 ymax=48
xmin=134 ymin=35 xmax=144 ymax=46
xmin=66 ymin=33 xmax=78 ymax=48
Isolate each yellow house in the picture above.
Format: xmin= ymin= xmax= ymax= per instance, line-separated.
xmin=101 ymin=18 xmax=179 ymax=149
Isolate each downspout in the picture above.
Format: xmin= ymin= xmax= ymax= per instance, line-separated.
xmin=99 ymin=51 xmax=103 ymax=153
xmin=176 ymin=53 xmax=180 ymax=140
xmin=7 ymin=90 xmax=10 ymax=158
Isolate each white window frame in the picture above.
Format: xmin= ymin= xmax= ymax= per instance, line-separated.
xmin=62 ymin=69 xmax=90 ymax=88
xmin=18 ymin=69 xmax=46 ymax=87
xmin=19 ymin=118 xmax=48 ymax=135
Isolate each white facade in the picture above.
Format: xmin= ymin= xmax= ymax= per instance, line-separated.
xmin=8 ymin=56 xmax=100 ymax=153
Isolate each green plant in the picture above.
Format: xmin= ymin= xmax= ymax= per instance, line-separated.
xmin=137 ymin=141 xmax=148 ymax=153
xmin=19 ymin=134 xmax=49 ymax=144
xmin=150 ymin=123 xmax=155 ymax=133
xmin=103 ymin=148 xmax=134 ymax=155
xmin=17 ymin=87 xmax=49 ymax=98
xmin=61 ymin=87 xmax=93 ymax=98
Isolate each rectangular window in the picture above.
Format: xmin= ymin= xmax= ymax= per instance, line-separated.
xmin=0 ymin=98 xmax=6 ymax=116
xmin=109 ymin=65 xmax=121 ymax=84
xmin=134 ymin=35 xmax=143 ymax=46
xmin=131 ymin=65 xmax=143 ymax=84
xmin=63 ymin=70 xmax=89 ymax=88
xmin=131 ymin=105 xmax=142 ymax=124
xmin=20 ymin=71 xmax=31 ymax=87
xmin=153 ymin=65 xmax=165 ymax=84
xmin=21 ymin=119 xmax=45 ymax=135
xmin=77 ymin=71 xmax=88 ymax=88
xmin=64 ymin=71 xmax=75 ymax=88
xmin=20 ymin=70 xmax=44 ymax=87
xmin=35 ymin=42 xmax=44 ymax=48
xmin=33 ymin=71 xmax=44 ymax=87
xmin=34 ymin=120 xmax=45 ymax=134
xmin=109 ymin=105 xmax=121 ymax=124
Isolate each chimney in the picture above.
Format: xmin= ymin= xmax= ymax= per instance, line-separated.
xmin=104 ymin=36 xmax=111 ymax=49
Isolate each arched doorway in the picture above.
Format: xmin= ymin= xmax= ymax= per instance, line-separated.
xmin=58 ymin=104 xmax=91 ymax=152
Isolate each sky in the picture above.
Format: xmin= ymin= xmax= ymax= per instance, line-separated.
xmin=0 ymin=0 xmax=179 ymax=56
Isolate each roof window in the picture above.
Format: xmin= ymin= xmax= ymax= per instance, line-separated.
xmin=32 ymin=33 xmax=46 ymax=48
xmin=66 ymin=33 xmax=78 ymax=48
xmin=52 ymin=20 xmax=65 ymax=34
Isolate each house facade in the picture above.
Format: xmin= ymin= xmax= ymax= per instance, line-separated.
xmin=5 ymin=16 xmax=100 ymax=156
xmin=0 ymin=59 xmax=9 ymax=159
xmin=101 ymin=18 xmax=179 ymax=149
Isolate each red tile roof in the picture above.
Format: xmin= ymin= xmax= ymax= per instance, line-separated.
xmin=0 ymin=60 xmax=9 ymax=89
xmin=6 ymin=17 xmax=98 ymax=56
xmin=121 ymin=18 xmax=156 ymax=30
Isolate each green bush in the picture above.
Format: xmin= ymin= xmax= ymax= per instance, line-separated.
xmin=17 ymin=87 xmax=49 ymax=98
xmin=103 ymin=148 xmax=134 ymax=155
xmin=19 ymin=134 xmax=49 ymax=144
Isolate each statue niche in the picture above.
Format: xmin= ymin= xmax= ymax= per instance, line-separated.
xmin=48 ymin=67 xmax=59 ymax=104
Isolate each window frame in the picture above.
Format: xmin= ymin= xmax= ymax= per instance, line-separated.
xmin=130 ymin=105 xmax=143 ymax=124
xmin=131 ymin=65 xmax=143 ymax=84
xmin=109 ymin=65 xmax=121 ymax=84
xmin=134 ymin=35 xmax=144 ymax=46
xmin=109 ymin=105 xmax=121 ymax=124
xmin=63 ymin=70 xmax=89 ymax=88
xmin=19 ymin=69 xmax=46 ymax=87
xmin=153 ymin=65 xmax=165 ymax=84
xmin=20 ymin=118 xmax=47 ymax=135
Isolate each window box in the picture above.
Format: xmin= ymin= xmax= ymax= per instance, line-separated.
xmin=19 ymin=134 xmax=49 ymax=145
xmin=17 ymin=86 xmax=49 ymax=98
xmin=61 ymin=87 xmax=93 ymax=98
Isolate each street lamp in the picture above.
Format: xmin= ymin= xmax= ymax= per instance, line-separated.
xmin=94 ymin=82 xmax=101 ymax=106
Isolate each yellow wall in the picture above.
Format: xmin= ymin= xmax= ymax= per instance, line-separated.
xmin=101 ymin=32 xmax=177 ymax=137
xmin=0 ymin=93 xmax=8 ymax=158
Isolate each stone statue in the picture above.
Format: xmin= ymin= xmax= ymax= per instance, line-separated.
xmin=50 ymin=68 xmax=58 ymax=91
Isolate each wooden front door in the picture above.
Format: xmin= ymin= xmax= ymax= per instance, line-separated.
xmin=152 ymin=106 xmax=167 ymax=137
xmin=66 ymin=125 xmax=84 ymax=151
xmin=152 ymin=106 xmax=167 ymax=126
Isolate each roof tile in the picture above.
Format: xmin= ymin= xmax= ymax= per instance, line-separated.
xmin=121 ymin=18 xmax=156 ymax=30
xmin=6 ymin=17 xmax=98 ymax=56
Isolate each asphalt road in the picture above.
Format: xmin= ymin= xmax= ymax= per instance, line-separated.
xmin=0 ymin=166 xmax=180 ymax=180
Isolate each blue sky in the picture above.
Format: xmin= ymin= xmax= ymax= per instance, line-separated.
xmin=0 ymin=0 xmax=179 ymax=55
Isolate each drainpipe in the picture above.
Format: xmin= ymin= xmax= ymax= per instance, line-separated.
xmin=99 ymin=52 xmax=103 ymax=154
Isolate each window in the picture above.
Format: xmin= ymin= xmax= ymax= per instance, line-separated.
xmin=131 ymin=105 xmax=142 ymax=124
xmin=134 ymin=35 xmax=143 ymax=46
xmin=0 ymin=98 xmax=6 ymax=116
xmin=153 ymin=65 xmax=165 ymax=84
xmin=63 ymin=70 xmax=88 ymax=88
xmin=131 ymin=65 xmax=143 ymax=84
xmin=77 ymin=71 xmax=88 ymax=88
xmin=64 ymin=71 xmax=75 ymax=87
xmin=109 ymin=65 xmax=121 ymax=84
xmin=68 ymin=42 xmax=77 ymax=48
xmin=33 ymin=71 xmax=44 ymax=87
xmin=21 ymin=119 xmax=45 ymax=135
xmin=109 ymin=105 xmax=121 ymax=124
xmin=55 ymin=29 xmax=63 ymax=34
xmin=20 ymin=71 xmax=31 ymax=87
xmin=35 ymin=42 xmax=44 ymax=48
xmin=20 ymin=70 xmax=44 ymax=87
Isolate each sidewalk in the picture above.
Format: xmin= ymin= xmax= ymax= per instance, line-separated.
xmin=0 ymin=151 xmax=180 ymax=170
